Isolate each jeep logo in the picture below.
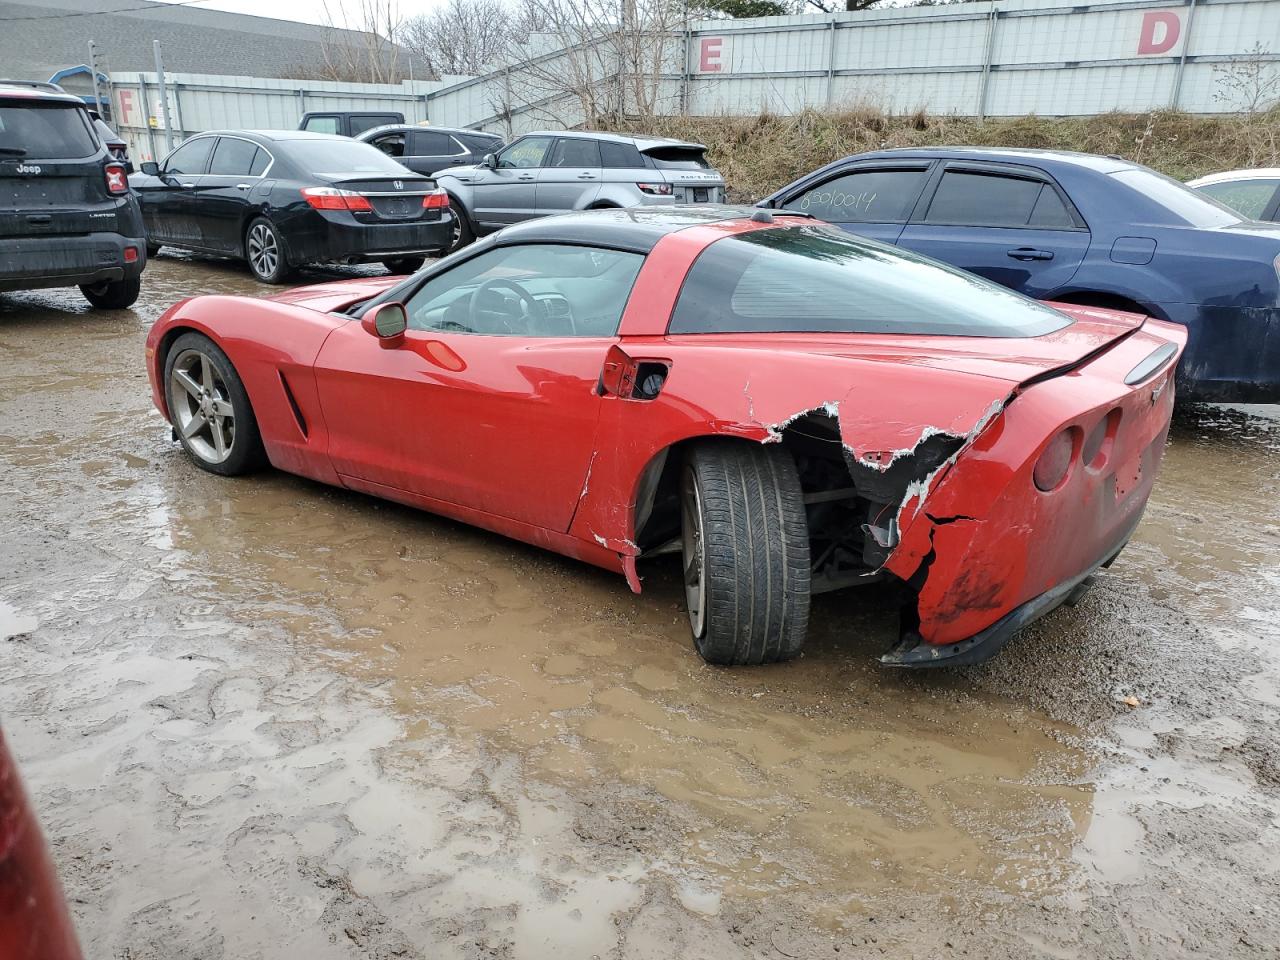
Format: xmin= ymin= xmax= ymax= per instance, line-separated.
xmin=16 ymin=164 xmax=41 ymax=174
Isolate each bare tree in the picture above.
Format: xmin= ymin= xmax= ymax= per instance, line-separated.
xmin=402 ymin=0 xmax=522 ymax=76
xmin=315 ymin=0 xmax=410 ymax=84
xmin=1213 ymin=43 xmax=1280 ymax=115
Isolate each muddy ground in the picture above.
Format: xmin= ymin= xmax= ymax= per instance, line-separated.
xmin=1 ymin=253 xmax=1277 ymax=960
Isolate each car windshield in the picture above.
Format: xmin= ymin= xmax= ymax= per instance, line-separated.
xmin=0 ymin=102 xmax=98 ymax=159
xmin=1112 ymin=168 xmax=1243 ymax=227
xmin=284 ymin=139 xmax=411 ymax=175
xmin=668 ymin=225 xmax=1073 ymax=338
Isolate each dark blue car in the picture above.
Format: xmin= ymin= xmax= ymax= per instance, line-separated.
xmin=759 ymin=148 xmax=1280 ymax=402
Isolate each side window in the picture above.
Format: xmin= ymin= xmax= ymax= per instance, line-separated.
xmin=496 ymin=136 xmax=553 ymax=169
xmin=208 ymin=137 xmax=260 ymax=177
xmin=404 ymin=243 xmax=645 ymax=338
xmin=600 ymin=141 xmax=644 ymax=169
xmin=925 ymin=171 xmax=1074 ymax=229
xmin=371 ymin=133 xmax=405 ymax=157
xmin=782 ymin=168 xmax=926 ymax=223
xmin=1197 ymin=179 xmax=1280 ymax=220
xmin=302 ymin=116 xmax=339 ymax=135
xmin=549 ymin=138 xmax=601 ymax=168
xmin=349 ymin=115 xmax=396 ymax=136
xmin=163 ymin=137 xmax=214 ymax=175
xmin=415 ymin=130 xmax=455 ymax=155
xmin=248 ymin=148 xmax=270 ymax=176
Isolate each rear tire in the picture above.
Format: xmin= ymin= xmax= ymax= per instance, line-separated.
xmin=80 ymin=275 xmax=141 ymax=309
xmin=681 ymin=441 xmax=811 ymax=666
xmin=245 ymin=217 xmax=294 ymax=285
xmin=163 ymin=332 xmax=267 ymax=476
xmin=146 ymin=242 xmax=161 ymax=258
xmin=381 ymin=256 xmax=425 ymax=274
xmin=445 ymin=197 xmax=474 ymax=253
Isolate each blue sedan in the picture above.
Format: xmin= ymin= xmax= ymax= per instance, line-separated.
xmin=759 ymin=148 xmax=1280 ymax=402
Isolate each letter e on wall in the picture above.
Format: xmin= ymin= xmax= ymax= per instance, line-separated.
xmin=700 ymin=37 xmax=723 ymax=72
xmin=1137 ymin=11 xmax=1181 ymax=56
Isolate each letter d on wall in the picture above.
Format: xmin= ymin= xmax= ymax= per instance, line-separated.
xmin=1137 ymin=11 xmax=1181 ymax=55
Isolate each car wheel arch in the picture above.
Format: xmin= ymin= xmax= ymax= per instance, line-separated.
xmin=1052 ymin=290 xmax=1166 ymax=320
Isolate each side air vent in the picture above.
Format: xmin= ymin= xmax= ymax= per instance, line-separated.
xmin=278 ymin=370 xmax=308 ymax=438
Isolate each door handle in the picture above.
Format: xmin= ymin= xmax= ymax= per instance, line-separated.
xmin=576 ymin=173 xmax=597 ymax=180
xmin=180 ymin=182 xmax=194 ymax=188
xmin=235 ymin=183 xmax=251 ymax=190
xmin=517 ymin=174 xmax=536 ymax=181
xmin=1007 ymin=247 xmax=1054 ymax=261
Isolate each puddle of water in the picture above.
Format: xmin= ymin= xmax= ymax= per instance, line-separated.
xmin=0 ymin=599 xmax=37 ymax=640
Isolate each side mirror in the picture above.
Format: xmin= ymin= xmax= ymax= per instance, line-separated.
xmin=482 ymin=153 xmax=498 ymax=170
xmin=140 ymin=161 xmax=160 ymax=176
xmin=361 ymin=302 xmax=407 ymax=347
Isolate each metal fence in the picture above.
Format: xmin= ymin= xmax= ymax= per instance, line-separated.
xmin=108 ymin=0 xmax=1279 ymax=163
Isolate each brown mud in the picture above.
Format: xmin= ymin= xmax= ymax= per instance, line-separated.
xmin=1 ymin=252 xmax=1277 ymax=958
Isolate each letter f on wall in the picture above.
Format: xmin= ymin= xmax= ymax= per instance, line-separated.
xmin=1137 ymin=11 xmax=1181 ymax=55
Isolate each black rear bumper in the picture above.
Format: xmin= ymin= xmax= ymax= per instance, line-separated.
xmin=0 ymin=232 xmax=146 ymax=293
xmin=286 ymin=209 xmax=453 ymax=265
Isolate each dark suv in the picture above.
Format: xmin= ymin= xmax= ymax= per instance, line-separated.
xmin=0 ymin=81 xmax=146 ymax=309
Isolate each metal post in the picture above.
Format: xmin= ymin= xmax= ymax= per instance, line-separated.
xmin=152 ymin=40 xmax=175 ymax=151
xmin=171 ymin=83 xmax=185 ymax=141
xmin=1171 ymin=0 xmax=1198 ymax=109
xmin=977 ymin=5 xmax=998 ymax=120
xmin=138 ymin=77 xmax=158 ymax=161
xmin=87 ymin=41 xmax=104 ymax=117
xmin=681 ymin=0 xmax=691 ymax=114
xmin=826 ymin=16 xmax=838 ymax=105
xmin=296 ymin=87 xmax=306 ymax=123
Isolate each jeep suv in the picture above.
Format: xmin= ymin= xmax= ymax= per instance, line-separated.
xmin=0 ymin=82 xmax=146 ymax=309
xmin=433 ymin=131 xmax=726 ymax=252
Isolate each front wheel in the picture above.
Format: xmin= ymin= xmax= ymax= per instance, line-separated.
xmin=245 ymin=217 xmax=294 ymax=284
xmin=163 ymin=332 xmax=267 ymax=476
xmin=445 ymin=198 xmax=474 ymax=253
xmin=381 ymin=256 xmax=425 ymax=274
xmin=681 ymin=441 xmax=811 ymax=666
xmin=80 ymin=275 xmax=141 ymax=309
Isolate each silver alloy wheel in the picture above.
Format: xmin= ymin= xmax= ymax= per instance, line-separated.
xmin=681 ymin=469 xmax=707 ymax=639
xmin=247 ymin=222 xmax=278 ymax=279
xmin=169 ymin=348 xmax=235 ymax=464
xmin=449 ymin=212 xmax=461 ymax=251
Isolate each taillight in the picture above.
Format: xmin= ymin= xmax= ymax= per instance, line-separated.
xmin=123 ymin=246 xmax=138 ymax=263
xmin=301 ymin=186 xmax=373 ymax=212
xmin=1033 ymin=427 xmax=1080 ymax=492
xmin=105 ymin=163 xmax=128 ymax=195
xmin=637 ymin=182 xmax=672 ymax=196
xmin=422 ymin=189 xmax=449 ymax=209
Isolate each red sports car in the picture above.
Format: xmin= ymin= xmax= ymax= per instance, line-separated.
xmin=144 ymin=207 xmax=1185 ymax=667
xmin=1 ymin=727 xmax=83 ymax=960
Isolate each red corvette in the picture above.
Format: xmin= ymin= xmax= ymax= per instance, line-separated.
xmin=144 ymin=207 xmax=1185 ymax=667
xmin=0 ymin=727 xmax=83 ymax=960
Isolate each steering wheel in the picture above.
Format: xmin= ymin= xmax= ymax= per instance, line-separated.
xmin=468 ymin=277 xmax=539 ymax=334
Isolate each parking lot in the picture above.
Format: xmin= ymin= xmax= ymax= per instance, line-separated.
xmin=1 ymin=252 xmax=1278 ymax=958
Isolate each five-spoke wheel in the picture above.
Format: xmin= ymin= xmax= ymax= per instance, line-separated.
xmin=163 ymin=332 xmax=266 ymax=476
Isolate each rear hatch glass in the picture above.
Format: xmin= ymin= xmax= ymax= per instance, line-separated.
xmin=0 ymin=101 xmax=98 ymax=160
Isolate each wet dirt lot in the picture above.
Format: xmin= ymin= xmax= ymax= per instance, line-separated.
xmin=1 ymin=253 xmax=1278 ymax=959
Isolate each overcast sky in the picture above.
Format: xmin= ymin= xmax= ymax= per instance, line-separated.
xmin=186 ymin=0 xmax=452 ymax=28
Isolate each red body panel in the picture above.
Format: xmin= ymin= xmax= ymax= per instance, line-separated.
xmin=144 ymin=220 xmax=1185 ymax=654
xmin=0 ymin=730 xmax=82 ymax=960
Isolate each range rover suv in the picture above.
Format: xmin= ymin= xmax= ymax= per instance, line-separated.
xmin=433 ymin=131 xmax=726 ymax=252
xmin=0 ymin=81 xmax=146 ymax=309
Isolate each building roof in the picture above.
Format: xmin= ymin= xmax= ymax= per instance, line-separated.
xmin=0 ymin=0 xmax=427 ymax=83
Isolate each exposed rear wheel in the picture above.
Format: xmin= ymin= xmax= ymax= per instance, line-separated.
xmin=382 ymin=256 xmax=425 ymax=274
xmin=681 ymin=441 xmax=811 ymax=665
xmin=79 ymin=275 xmax=141 ymax=309
xmin=245 ymin=217 xmax=294 ymax=284
xmin=163 ymin=332 xmax=267 ymax=476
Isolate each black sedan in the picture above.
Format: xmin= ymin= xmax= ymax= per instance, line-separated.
xmin=356 ymin=124 xmax=504 ymax=177
xmin=130 ymin=130 xmax=453 ymax=282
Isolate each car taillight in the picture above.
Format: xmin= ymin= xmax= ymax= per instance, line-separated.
xmin=422 ymin=189 xmax=449 ymax=209
xmin=637 ymin=182 xmax=672 ymax=196
xmin=123 ymin=246 xmax=138 ymax=263
xmin=301 ymin=186 xmax=373 ymax=212
xmin=1033 ymin=427 xmax=1080 ymax=492
xmin=104 ymin=163 xmax=128 ymax=195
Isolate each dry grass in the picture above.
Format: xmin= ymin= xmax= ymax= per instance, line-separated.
xmin=605 ymin=107 xmax=1280 ymax=202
